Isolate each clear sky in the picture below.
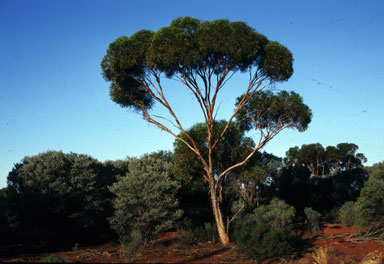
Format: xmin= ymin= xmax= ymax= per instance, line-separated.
xmin=1 ymin=0 xmax=383 ymax=188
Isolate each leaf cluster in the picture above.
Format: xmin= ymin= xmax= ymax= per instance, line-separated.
xmin=236 ymin=90 xmax=312 ymax=132
xmin=101 ymin=17 xmax=295 ymax=110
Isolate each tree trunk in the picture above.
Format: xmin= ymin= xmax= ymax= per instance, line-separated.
xmin=208 ymin=179 xmax=230 ymax=245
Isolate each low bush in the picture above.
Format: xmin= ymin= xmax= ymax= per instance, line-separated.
xmin=40 ymin=254 xmax=67 ymax=263
xmin=338 ymin=201 xmax=359 ymax=227
xmin=354 ymin=163 xmax=384 ymax=226
xmin=252 ymin=198 xmax=296 ymax=232
xmin=322 ymin=207 xmax=339 ymax=223
xmin=177 ymin=219 xmax=218 ymax=244
xmin=304 ymin=207 xmax=321 ymax=233
xmin=192 ymin=222 xmax=218 ymax=242
xmin=232 ymin=198 xmax=294 ymax=262
xmin=233 ymin=221 xmax=291 ymax=262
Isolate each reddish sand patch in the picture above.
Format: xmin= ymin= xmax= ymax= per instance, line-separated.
xmin=158 ymin=231 xmax=178 ymax=241
xmin=322 ymin=223 xmax=357 ymax=236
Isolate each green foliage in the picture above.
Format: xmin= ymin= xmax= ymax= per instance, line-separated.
xmin=262 ymin=41 xmax=293 ymax=81
xmin=6 ymin=151 xmax=115 ymax=245
xmin=252 ymin=198 xmax=296 ymax=232
xmin=101 ymin=17 xmax=294 ymax=111
xmin=101 ymin=17 xmax=311 ymax=246
xmin=101 ymin=30 xmax=155 ymax=111
xmin=237 ymin=90 xmax=312 ymax=133
xmin=0 ymin=188 xmax=10 ymax=230
xmin=177 ymin=219 xmax=219 ymax=244
xmin=40 ymin=254 xmax=67 ymax=263
xmin=173 ymin=120 xmax=283 ymax=224
xmin=172 ymin=120 xmax=256 ymax=225
xmin=310 ymin=168 xmax=368 ymax=213
xmin=365 ymin=161 xmax=384 ymax=179
xmin=0 ymin=187 xmax=18 ymax=243
xmin=119 ymin=228 xmax=144 ymax=262
xmin=322 ymin=207 xmax=340 ymax=223
xmin=109 ymin=152 xmax=183 ymax=245
xmin=338 ymin=201 xmax=360 ymax=227
xmin=273 ymin=166 xmax=311 ymax=212
xmin=284 ymin=143 xmax=367 ymax=177
xmin=232 ymin=198 xmax=294 ymax=261
xmin=189 ymin=222 xmax=218 ymax=242
xmin=354 ymin=162 xmax=384 ymax=225
xmin=274 ymin=163 xmax=368 ymax=213
xmin=173 ymin=120 xmax=255 ymax=182
xmin=335 ymin=163 xmax=384 ymax=228
xmin=304 ymin=207 xmax=321 ymax=233
xmin=233 ymin=221 xmax=291 ymax=262
xmin=285 ymin=143 xmax=325 ymax=175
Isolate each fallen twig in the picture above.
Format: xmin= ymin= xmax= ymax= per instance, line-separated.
xmin=346 ymin=223 xmax=384 ymax=243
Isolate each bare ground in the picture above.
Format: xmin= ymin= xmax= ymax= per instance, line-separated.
xmin=1 ymin=223 xmax=384 ymax=263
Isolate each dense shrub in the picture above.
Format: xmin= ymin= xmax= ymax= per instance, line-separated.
xmin=338 ymin=201 xmax=360 ymax=227
xmin=354 ymin=162 xmax=384 ymax=225
xmin=252 ymin=198 xmax=296 ymax=232
xmin=232 ymin=198 xmax=294 ymax=262
xmin=304 ymin=207 xmax=321 ymax=233
xmin=233 ymin=221 xmax=291 ymax=262
xmin=109 ymin=152 xmax=183 ymax=246
xmin=6 ymin=151 xmax=116 ymax=245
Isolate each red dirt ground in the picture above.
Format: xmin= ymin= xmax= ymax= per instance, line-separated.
xmin=2 ymin=224 xmax=384 ymax=263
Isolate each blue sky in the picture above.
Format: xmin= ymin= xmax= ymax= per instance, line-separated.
xmin=1 ymin=0 xmax=383 ymax=188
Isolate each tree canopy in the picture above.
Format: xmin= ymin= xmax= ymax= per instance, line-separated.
xmin=275 ymin=143 xmax=368 ymax=212
xmin=284 ymin=143 xmax=367 ymax=177
xmin=101 ymin=17 xmax=295 ymax=112
xmin=236 ymin=90 xmax=311 ymax=133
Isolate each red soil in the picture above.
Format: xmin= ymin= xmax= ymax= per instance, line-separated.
xmin=2 ymin=224 xmax=383 ymax=263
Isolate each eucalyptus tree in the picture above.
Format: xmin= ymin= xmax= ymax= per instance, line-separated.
xmin=101 ymin=17 xmax=312 ymax=244
xmin=173 ymin=120 xmax=284 ymax=231
xmin=173 ymin=120 xmax=258 ymax=230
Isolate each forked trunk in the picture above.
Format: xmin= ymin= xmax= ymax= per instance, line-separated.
xmin=209 ymin=180 xmax=230 ymax=245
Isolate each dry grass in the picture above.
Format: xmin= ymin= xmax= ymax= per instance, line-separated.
xmin=311 ymin=246 xmax=328 ymax=264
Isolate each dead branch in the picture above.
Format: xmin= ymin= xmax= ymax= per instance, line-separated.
xmin=346 ymin=223 xmax=384 ymax=243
